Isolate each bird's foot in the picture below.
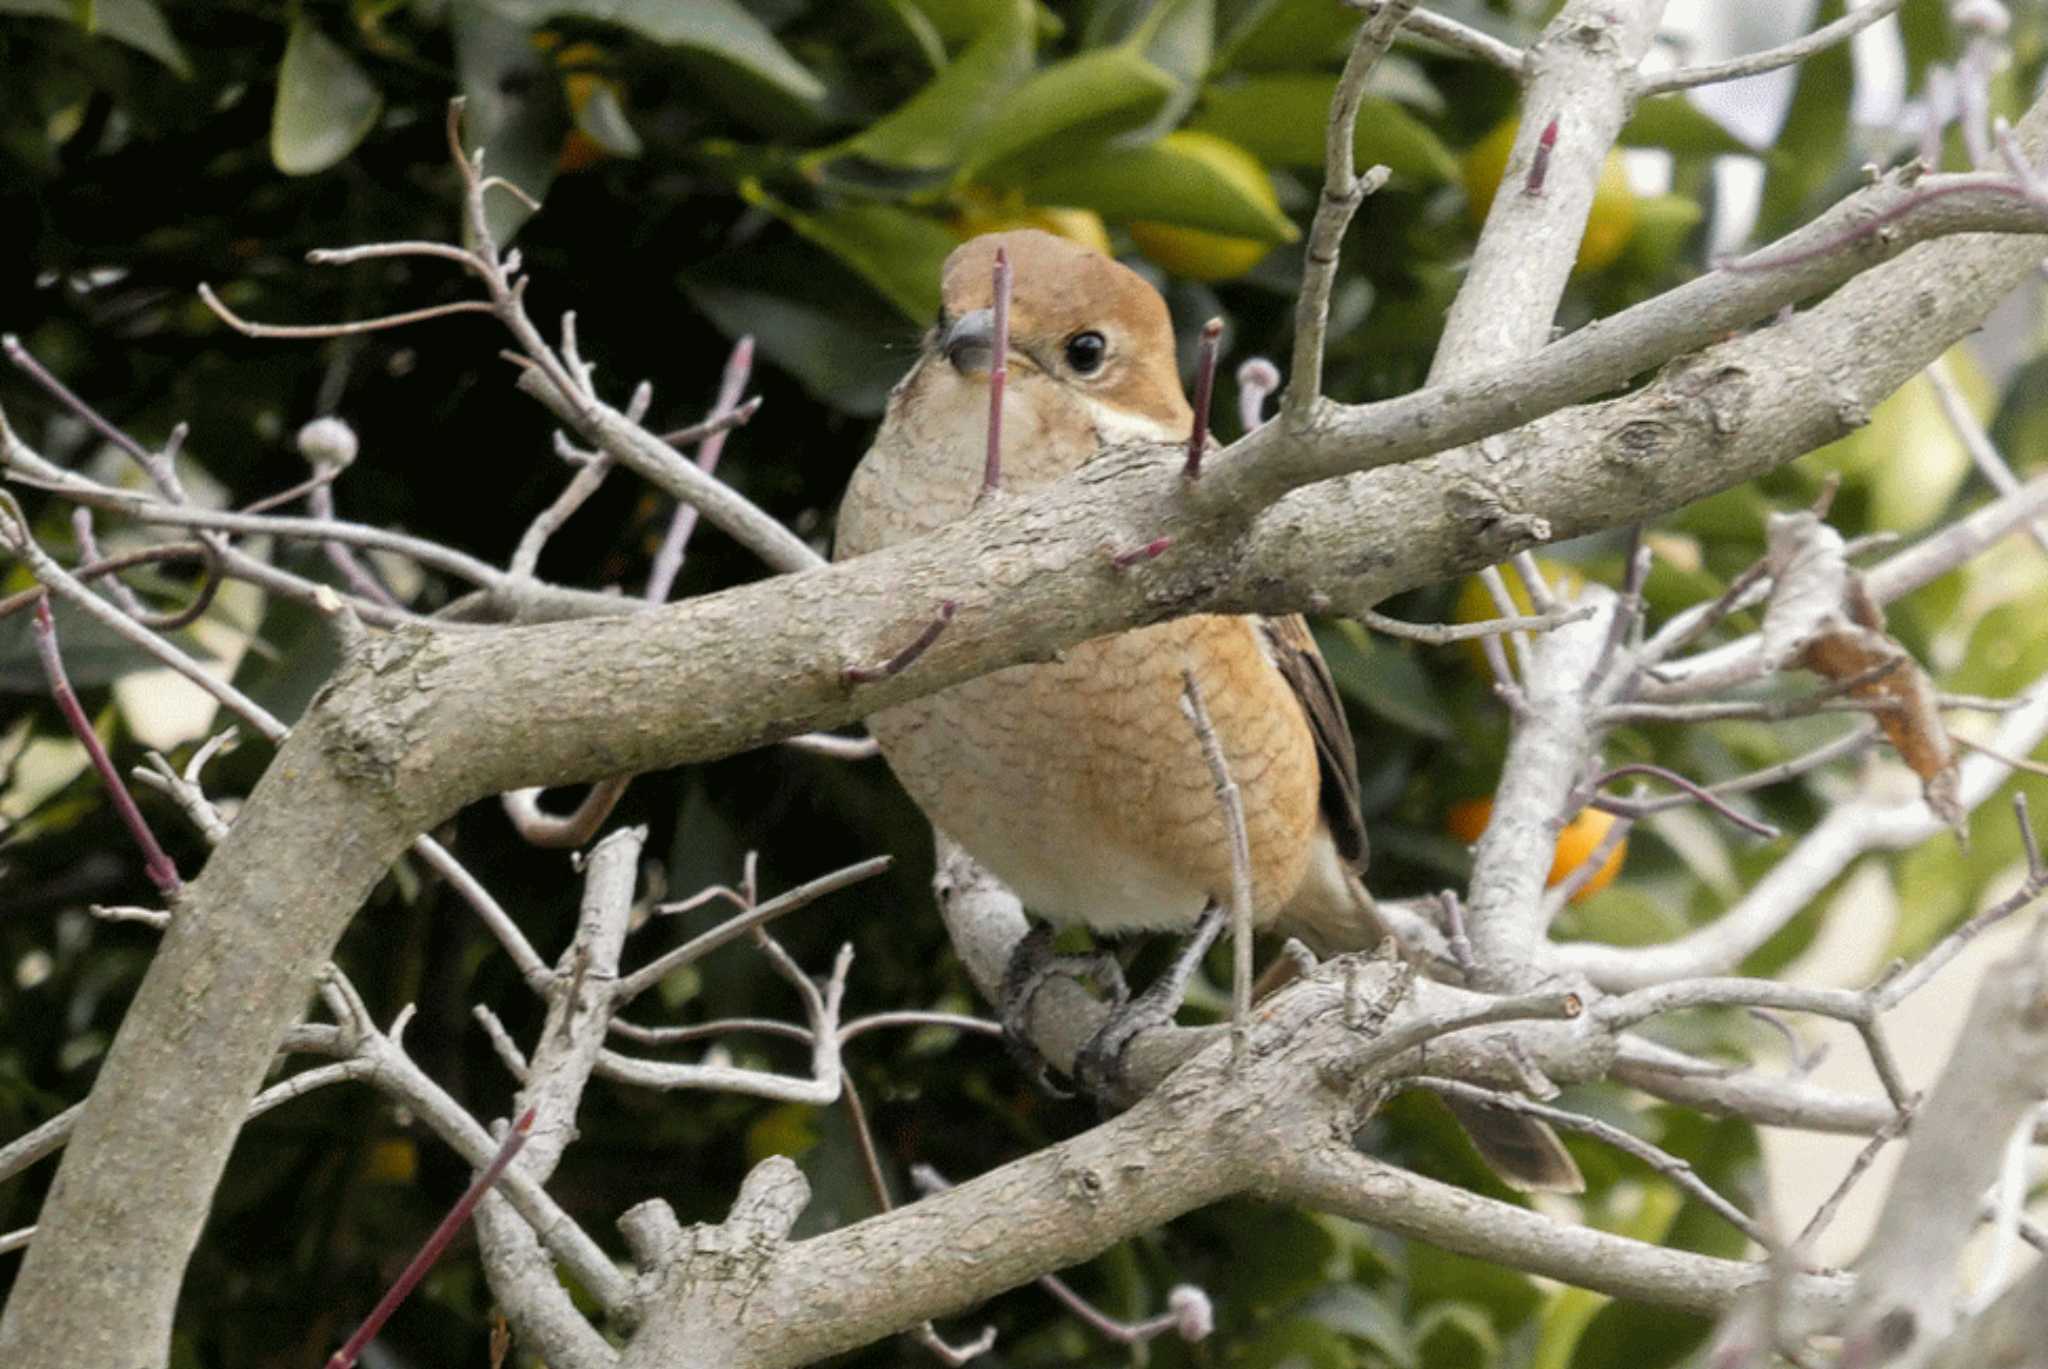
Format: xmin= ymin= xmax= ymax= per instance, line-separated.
xmin=1074 ymin=905 xmax=1227 ymax=1108
xmin=999 ymin=924 xmax=1127 ymax=1098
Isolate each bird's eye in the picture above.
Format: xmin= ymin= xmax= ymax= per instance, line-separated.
xmin=1064 ymin=331 xmax=1107 ymax=375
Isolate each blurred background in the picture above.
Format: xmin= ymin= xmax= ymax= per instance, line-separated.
xmin=2 ymin=1 xmax=2046 ymax=1365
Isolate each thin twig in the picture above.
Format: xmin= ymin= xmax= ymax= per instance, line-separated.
xmin=983 ymin=247 xmax=1010 ymax=497
xmin=1797 ymin=1111 xmax=1912 ymax=1247
xmin=1591 ymin=764 xmax=1783 ymax=839
xmin=1641 ymin=0 xmax=1905 ymax=96
xmin=3 ymin=332 xmax=158 ymax=469
xmin=327 ymin=1109 xmax=536 ymax=1369
xmin=646 ymin=334 xmax=755 ymax=601
xmin=1596 ymin=723 xmax=1878 ymax=820
xmin=615 ymin=856 xmax=892 ymax=1003
xmin=1397 ymin=7 xmax=1526 ymax=74
xmin=29 ymin=599 xmax=181 ymax=897
xmin=1359 ymin=602 xmax=1595 ymax=644
xmin=1926 ymin=353 xmax=2048 ymax=555
xmin=200 ymin=283 xmax=496 ymax=339
xmin=1181 ymin=670 xmax=1254 ymax=1065
xmin=844 ymin=602 xmax=958 ymax=685
xmin=1286 ymin=2 xmax=1412 ymax=423
xmin=1184 ymin=318 xmax=1223 ymax=480
xmin=1415 ymin=1078 xmax=1774 ymax=1249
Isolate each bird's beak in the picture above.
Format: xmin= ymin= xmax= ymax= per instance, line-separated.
xmin=940 ymin=308 xmax=996 ymax=375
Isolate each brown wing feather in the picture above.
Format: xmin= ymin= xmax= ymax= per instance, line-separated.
xmin=1260 ymin=615 xmax=1368 ymax=871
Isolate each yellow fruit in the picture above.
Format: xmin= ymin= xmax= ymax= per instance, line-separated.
xmin=545 ymin=39 xmax=625 ymax=174
xmin=949 ymin=188 xmax=1114 ymax=255
xmin=1127 ymin=130 xmax=1285 ymax=282
xmin=1445 ymin=798 xmax=1627 ymax=902
xmin=1462 ymin=118 xmax=1638 ymax=273
xmin=361 ymin=1137 xmax=418 ymax=1185
xmin=1451 ymin=560 xmax=1587 ymax=673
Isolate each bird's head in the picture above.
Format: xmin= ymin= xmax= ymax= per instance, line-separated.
xmin=929 ymin=229 xmax=1193 ymax=435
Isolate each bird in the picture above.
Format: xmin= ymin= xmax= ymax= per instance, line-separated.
xmin=835 ymin=228 xmax=1580 ymax=1193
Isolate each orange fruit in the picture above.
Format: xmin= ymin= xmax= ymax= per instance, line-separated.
xmin=1445 ymin=797 xmax=1627 ymax=902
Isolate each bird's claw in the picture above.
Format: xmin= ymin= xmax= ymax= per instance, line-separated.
xmin=1074 ymin=904 xmax=1227 ymax=1110
xmin=999 ymin=924 xmax=1126 ymax=1098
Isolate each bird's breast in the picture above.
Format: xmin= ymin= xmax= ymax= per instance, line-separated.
xmin=866 ymin=615 xmax=1322 ymax=933
xmin=838 ymin=359 xmax=1120 ymax=558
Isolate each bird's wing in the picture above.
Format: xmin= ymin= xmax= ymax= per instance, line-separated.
xmin=1260 ymin=614 xmax=1368 ymax=870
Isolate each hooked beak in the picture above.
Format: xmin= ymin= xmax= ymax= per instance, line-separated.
xmin=940 ymin=308 xmax=996 ymax=375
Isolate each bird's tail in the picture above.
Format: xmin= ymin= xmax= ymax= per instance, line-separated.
xmin=1273 ymin=838 xmax=1584 ymax=1195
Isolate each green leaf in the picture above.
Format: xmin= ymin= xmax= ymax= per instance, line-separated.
xmin=1415 ymin=1300 xmax=1505 ymax=1369
xmin=682 ymin=244 xmax=916 ymax=416
xmin=1611 ymin=193 xmax=1704 ymax=278
xmin=1754 ymin=0 xmax=1852 ymax=240
xmin=1239 ymin=1316 xmax=1358 ymax=1369
xmin=811 ymin=0 xmax=1034 ymax=174
xmin=1216 ymin=0 xmax=1357 ymax=69
xmin=1807 ymin=353 xmax=1988 ymax=532
xmin=902 ymin=0 xmax=1061 ymax=46
xmin=452 ymin=1 xmax=562 ymax=243
xmin=270 ymin=18 xmax=384 ymax=175
xmin=861 ymin=0 xmax=946 ymax=70
xmin=1018 ymin=135 xmax=1298 ymax=241
xmin=1318 ymin=620 xmax=1454 ymax=740
xmin=0 ymin=0 xmax=190 ymax=74
xmin=960 ymin=46 xmax=1178 ymax=183
xmin=483 ymin=0 xmax=826 ymax=103
xmin=1105 ymin=0 xmax=1214 ymax=141
xmin=740 ymin=180 xmax=956 ymax=322
xmin=1299 ymin=1284 xmax=1417 ymax=1366
xmin=1568 ymin=1112 xmax=1758 ymax=1369
xmin=1190 ymin=75 xmax=1459 ymax=183
xmin=1898 ymin=0 xmax=1951 ymax=94
xmin=1620 ymin=97 xmax=1752 ymax=158
xmin=1990 ymin=354 xmax=2048 ymax=470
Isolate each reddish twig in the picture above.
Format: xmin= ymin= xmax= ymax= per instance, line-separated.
xmin=31 ymin=599 xmax=182 ymax=898
xmin=844 ymin=601 xmax=958 ymax=685
xmin=1108 ymin=536 xmax=1173 ymax=570
xmin=1185 ymin=317 xmax=1224 ymax=480
xmin=658 ymin=394 xmax=762 ymax=447
xmin=326 ymin=1108 xmax=537 ymax=1369
xmin=1524 ymin=116 xmax=1559 ymax=196
xmin=648 ymin=335 xmax=756 ymax=600
xmin=0 ymin=542 xmax=212 ymax=625
xmin=198 ymin=283 xmax=496 ymax=339
xmin=1591 ymin=763 xmax=1784 ymax=839
xmin=983 ymin=247 xmax=1011 ymax=497
xmin=1723 ymin=174 xmax=2039 ymax=275
xmin=238 ymin=466 xmax=340 ymax=516
xmin=3 ymin=333 xmax=156 ymax=468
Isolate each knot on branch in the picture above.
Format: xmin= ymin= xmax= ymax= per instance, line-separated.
xmin=1659 ymin=359 xmax=1754 ymax=439
xmin=1446 ymin=482 xmax=1552 ymax=557
xmin=1602 ymin=418 xmax=1681 ymax=468
xmin=627 ymin=1158 xmax=813 ymax=1331
xmin=314 ymin=623 xmax=443 ymax=792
